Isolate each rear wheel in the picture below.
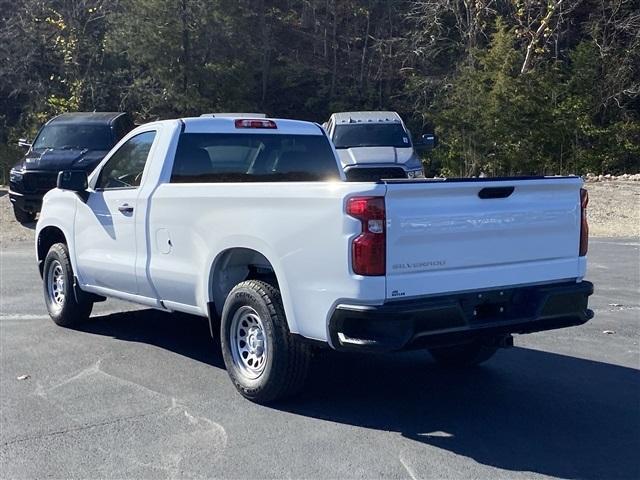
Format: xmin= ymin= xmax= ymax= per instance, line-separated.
xmin=220 ymin=280 xmax=311 ymax=403
xmin=429 ymin=340 xmax=498 ymax=368
xmin=13 ymin=205 xmax=36 ymax=224
xmin=43 ymin=243 xmax=93 ymax=326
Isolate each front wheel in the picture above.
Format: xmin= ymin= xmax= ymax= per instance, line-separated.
xmin=428 ymin=340 xmax=498 ymax=368
xmin=220 ymin=280 xmax=311 ymax=403
xmin=43 ymin=243 xmax=93 ymax=326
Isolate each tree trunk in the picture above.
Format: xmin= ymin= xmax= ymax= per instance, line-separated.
xmin=329 ymin=0 xmax=338 ymax=98
xmin=258 ymin=0 xmax=270 ymax=107
xmin=359 ymin=8 xmax=370 ymax=92
xmin=180 ymin=0 xmax=189 ymax=93
xmin=521 ymin=0 xmax=563 ymax=74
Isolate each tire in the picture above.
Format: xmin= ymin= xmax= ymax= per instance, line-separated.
xmin=42 ymin=243 xmax=93 ymax=327
xmin=13 ymin=205 xmax=36 ymax=224
xmin=428 ymin=340 xmax=498 ymax=368
xmin=220 ymin=280 xmax=311 ymax=403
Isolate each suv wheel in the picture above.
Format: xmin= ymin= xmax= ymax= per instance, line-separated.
xmin=220 ymin=280 xmax=311 ymax=403
xmin=43 ymin=243 xmax=93 ymax=326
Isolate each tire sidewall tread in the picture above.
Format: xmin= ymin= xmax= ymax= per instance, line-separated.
xmin=43 ymin=243 xmax=92 ymax=327
xmin=220 ymin=279 xmax=310 ymax=404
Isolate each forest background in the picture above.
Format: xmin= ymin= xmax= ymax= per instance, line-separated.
xmin=1 ymin=0 xmax=638 ymax=180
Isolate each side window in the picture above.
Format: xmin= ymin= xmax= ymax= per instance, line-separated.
xmin=96 ymin=131 xmax=156 ymax=190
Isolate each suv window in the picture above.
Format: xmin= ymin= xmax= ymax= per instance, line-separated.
xmin=333 ymin=123 xmax=410 ymax=149
xmin=33 ymin=124 xmax=114 ymax=150
xmin=171 ymin=133 xmax=340 ymax=182
xmin=96 ymin=131 xmax=156 ymax=190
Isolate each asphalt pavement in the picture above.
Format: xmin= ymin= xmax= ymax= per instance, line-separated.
xmin=1 ymin=238 xmax=638 ymax=479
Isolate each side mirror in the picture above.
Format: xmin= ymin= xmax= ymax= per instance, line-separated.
xmin=18 ymin=138 xmax=32 ymax=149
xmin=57 ymin=170 xmax=88 ymax=193
xmin=414 ymin=133 xmax=438 ymax=152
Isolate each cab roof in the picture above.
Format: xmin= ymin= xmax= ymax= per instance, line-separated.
xmin=181 ymin=116 xmax=324 ymax=135
xmin=199 ymin=113 xmax=266 ymax=118
xmin=331 ymin=111 xmax=402 ymax=124
xmin=48 ymin=112 xmax=128 ymax=125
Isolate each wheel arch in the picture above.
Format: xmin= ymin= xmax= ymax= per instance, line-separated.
xmin=206 ymin=247 xmax=294 ymax=337
xmin=36 ymin=226 xmax=68 ymax=277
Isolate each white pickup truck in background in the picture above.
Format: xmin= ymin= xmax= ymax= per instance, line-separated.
xmin=322 ymin=111 xmax=436 ymax=181
xmin=35 ymin=115 xmax=593 ymax=403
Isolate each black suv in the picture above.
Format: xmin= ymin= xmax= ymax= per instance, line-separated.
xmin=9 ymin=112 xmax=133 ymax=223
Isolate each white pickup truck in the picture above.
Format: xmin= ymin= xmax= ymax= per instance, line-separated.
xmin=322 ymin=111 xmax=434 ymax=180
xmin=36 ymin=116 xmax=593 ymax=403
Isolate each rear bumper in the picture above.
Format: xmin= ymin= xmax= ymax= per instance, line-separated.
xmin=8 ymin=190 xmax=43 ymax=213
xmin=329 ymin=280 xmax=594 ymax=352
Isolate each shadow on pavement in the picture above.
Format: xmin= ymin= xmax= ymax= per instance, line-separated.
xmin=77 ymin=308 xmax=225 ymax=369
xmin=79 ymin=308 xmax=639 ymax=479
xmin=283 ymin=348 xmax=640 ymax=480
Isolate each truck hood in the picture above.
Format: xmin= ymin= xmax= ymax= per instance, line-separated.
xmin=336 ymin=146 xmax=414 ymax=167
xmin=15 ymin=148 xmax=108 ymax=173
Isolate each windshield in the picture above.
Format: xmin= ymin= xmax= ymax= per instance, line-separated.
xmin=32 ymin=124 xmax=113 ymax=150
xmin=333 ymin=123 xmax=411 ymax=149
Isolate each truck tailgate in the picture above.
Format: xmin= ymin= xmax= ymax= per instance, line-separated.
xmin=384 ymin=178 xmax=583 ymax=300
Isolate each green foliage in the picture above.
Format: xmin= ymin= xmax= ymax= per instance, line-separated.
xmin=1 ymin=0 xmax=638 ymax=179
xmin=428 ymin=19 xmax=639 ymax=176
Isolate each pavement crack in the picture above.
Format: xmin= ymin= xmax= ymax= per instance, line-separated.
xmin=0 ymin=409 xmax=162 ymax=449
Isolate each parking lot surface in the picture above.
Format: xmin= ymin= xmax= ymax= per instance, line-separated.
xmin=1 ymin=239 xmax=639 ymax=479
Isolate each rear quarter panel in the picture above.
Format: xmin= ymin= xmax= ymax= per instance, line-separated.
xmin=147 ymin=181 xmax=386 ymax=341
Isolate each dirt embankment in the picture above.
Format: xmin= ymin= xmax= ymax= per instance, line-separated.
xmin=1 ymin=180 xmax=639 ymax=247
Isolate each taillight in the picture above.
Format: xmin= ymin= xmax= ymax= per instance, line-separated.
xmin=347 ymin=196 xmax=385 ymax=275
xmin=580 ymin=188 xmax=589 ymax=256
xmin=234 ymin=119 xmax=277 ymax=129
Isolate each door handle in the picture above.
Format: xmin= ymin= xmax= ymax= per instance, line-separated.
xmin=118 ymin=203 xmax=134 ymax=214
xmin=478 ymin=186 xmax=515 ymax=199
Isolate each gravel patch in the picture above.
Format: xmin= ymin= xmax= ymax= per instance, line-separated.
xmin=1 ymin=180 xmax=638 ymax=248
xmin=585 ymin=181 xmax=640 ymax=238
xmin=0 ymin=188 xmax=36 ymax=246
